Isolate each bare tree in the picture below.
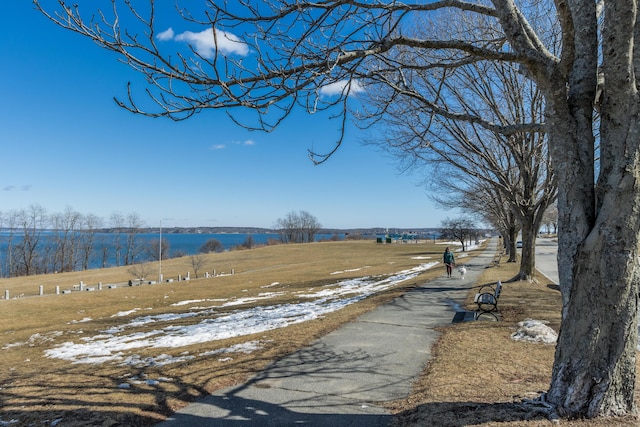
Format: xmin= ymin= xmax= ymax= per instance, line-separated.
xmin=128 ymin=262 xmax=151 ymax=285
xmin=190 ymin=254 xmax=205 ymax=278
xmin=199 ymin=238 xmax=224 ymax=254
xmin=79 ymin=213 xmax=103 ymax=270
xmin=35 ymin=0 xmax=640 ymax=418
xmin=0 ymin=210 xmax=17 ymax=278
xmin=299 ymin=211 xmax=322 ymax=243
xmin=367 ymin=55 xmax=557 ymax=280
xmin=148 ymin=237 xmax=170 ymax=261
xmin=109 ymin=211 xmax=125 ymax=267
xmin=378 ymin=59 xmax=556 ymax=277
xmin=123 ymin=212 xmax=144 ymax=265
xmin=14 ymin=205 xmax=48 ymax=276
xmin=50 ymin=207 xmax=82 ymax=272
xmin=440 ymin=217 xmax=476 ymax=251
xmin=434 ymin=178 xmax=521 ymax=261
xmin=541 ymin=204 xmax=558 ymax=235
xmin=234 ymin=235 xmax=255 ymax=250
xmin=275 ymin=211 xmax=321 ymax=243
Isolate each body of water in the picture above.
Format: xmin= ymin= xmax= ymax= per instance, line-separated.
xmin=0 ymin=231 xmax=345 ymax=275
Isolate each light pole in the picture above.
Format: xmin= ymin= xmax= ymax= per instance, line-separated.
xmin=159 ymin=219 xmax=162 ymax=284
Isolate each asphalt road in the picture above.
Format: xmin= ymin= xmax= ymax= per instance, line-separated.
xmin=533 ymin=237 xmax=559 ymax=284
xmin=533 ymin=237 xmax=640 ymax=340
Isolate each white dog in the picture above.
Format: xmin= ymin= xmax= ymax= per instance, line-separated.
xmin=458 ymin=266 xmax=467 ymax=279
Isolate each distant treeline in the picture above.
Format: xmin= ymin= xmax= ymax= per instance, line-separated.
xmin=0 ymin=205 xmax=441 ymax=279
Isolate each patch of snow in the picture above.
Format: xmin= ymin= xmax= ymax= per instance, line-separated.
xmin=43 ymin=262 xmax=438 ymax=366
xmin=330 ymin=266 xmax=370 ymax=275
xmin=221 ymin=293 xmax=284 ymax=307
xmin=511 ymin=319 xmax=557 ymax=344
xmin=120 ymin=353 xmax=195 ymax=368
xmin=69 ymin=317 xmax=92 ymax=324
xmin=111 ymin=308 xmax=141 ymax=317
xmin=3 ymin=331 xmax=63 ymax=350
xmin=171 ymin=298 xmax=228 ymax=306
xmin=261 ymin=282 xmax=279 ymax=288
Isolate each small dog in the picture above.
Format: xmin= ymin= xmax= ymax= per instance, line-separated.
xmin=458 ymin=266 xmax=467 ymax=279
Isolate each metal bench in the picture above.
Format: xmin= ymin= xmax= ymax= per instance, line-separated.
xmin=474 ymin=280 xmax=502 ymax=312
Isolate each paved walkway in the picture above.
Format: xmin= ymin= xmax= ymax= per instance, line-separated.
xmin=157 ymin=238 xmax=499 ymax=426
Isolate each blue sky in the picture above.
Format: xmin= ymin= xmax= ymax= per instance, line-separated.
xmin=1 ymin=2 xmax=453 ymax=230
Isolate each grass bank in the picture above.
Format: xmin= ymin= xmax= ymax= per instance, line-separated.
xmin=2 ymin=239 xmax=636 ymax=426
xmin=389 ymin=251 xmax=640 ymax=426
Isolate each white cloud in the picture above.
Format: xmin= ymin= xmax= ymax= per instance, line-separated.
xmin=156 ymin=27 xmax=174 ymax=41
xmin=209 ymin=144 xmax=226 ymax=150
xmin=3 ymin=184 xmax=31 ymax=192
xmin=157 ymin=27 xmax=248 ymax=58
xmin=319 ymin=80 xmax=364 ymax=97
xmin=233 ymin=139 xmax=256 ymax=146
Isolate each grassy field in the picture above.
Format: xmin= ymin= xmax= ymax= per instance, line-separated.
xmin=0 ymin=239 xmax=637 ymax=426
xmin=0 ymin=239 xmax=451 ymax=426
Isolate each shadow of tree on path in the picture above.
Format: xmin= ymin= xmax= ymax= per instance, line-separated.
xmin=393 ymin=400 xmax=550 ymax=426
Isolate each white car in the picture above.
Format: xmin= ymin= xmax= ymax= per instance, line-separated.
xmin=516 ymin=241 xmax=523 ymax=248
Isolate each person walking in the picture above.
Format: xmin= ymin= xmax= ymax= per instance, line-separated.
xmin=443 ymin=247 xmax=455 ymax=278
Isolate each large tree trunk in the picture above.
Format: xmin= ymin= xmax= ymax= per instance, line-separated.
xmin=514 ymin=217 xmax=537 ymax=280
xmin=506 ymin=225 xmax=518 ymax=263
xmin=544 ymin=98 xmax=640 ymax=417
xmin=544 ymin=0 xmax=640 ymax=414
xmin=548 ymin=204 xmax=639 ymax=416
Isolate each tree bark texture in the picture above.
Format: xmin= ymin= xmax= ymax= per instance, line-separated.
xmin=544 ymin=0 xmax=640 ymax=416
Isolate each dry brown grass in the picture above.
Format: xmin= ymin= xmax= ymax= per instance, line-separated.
xmin=3 ymin=241 xmax=638 ymax=426
xmin=389 ymin=254 xmax=640 ymax=427
xmin=0 ymin=239 xmax=450 ymax=426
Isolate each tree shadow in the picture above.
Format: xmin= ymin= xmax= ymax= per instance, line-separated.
xmin=158 ymin=341 xmax=399 ymax=426
xmin=393 ymin=400 xmax=551 ymax=426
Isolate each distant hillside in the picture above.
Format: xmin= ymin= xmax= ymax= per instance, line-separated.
xmin=132 ymin=227 xmax=444 ymax=236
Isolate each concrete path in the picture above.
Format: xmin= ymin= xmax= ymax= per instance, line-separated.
xmin=157 ymin=238 xmax=499 ymax=426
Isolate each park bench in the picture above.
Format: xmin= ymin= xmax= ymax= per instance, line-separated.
xmin=474 ymin=280 xmax=502 ymax=312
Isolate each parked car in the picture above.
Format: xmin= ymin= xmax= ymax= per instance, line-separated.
xmin=516 ymin=241 xmax=523 ymax=248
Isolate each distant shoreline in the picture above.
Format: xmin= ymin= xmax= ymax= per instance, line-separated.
xmin=97 ymin=226 xmax=445 ymax=236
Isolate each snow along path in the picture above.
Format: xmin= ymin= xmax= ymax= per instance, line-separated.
xmin=41 ymin=262 xmax=439 ymax=367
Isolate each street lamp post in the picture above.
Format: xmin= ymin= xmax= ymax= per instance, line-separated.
xmin=159 ymin=220 xmax=162 ymax=284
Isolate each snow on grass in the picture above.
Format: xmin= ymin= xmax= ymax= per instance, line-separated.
xmin=260 ymin=282 xmax=280 ymax=288
xmin=43 ymin=262 xmax=437 ymax=366
xmin=121 ymin=352 xmax=195 ymax=368
xmin=2 ymin=332 xmax=63 ymax=350
xmin=68 ymin=317 xmax=93 ymax=324
xmin=330 ymin=266 xmax=370 ymax=275
xmin=111 ymin=308 xmax=141 ymax=317
xmin=511 ymin=319 xmax=557 ymax=344
xmin=171 ymin=298 xmax=228 ymax=307
xmin=221 ymin=292 xmax=285 ymax=307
